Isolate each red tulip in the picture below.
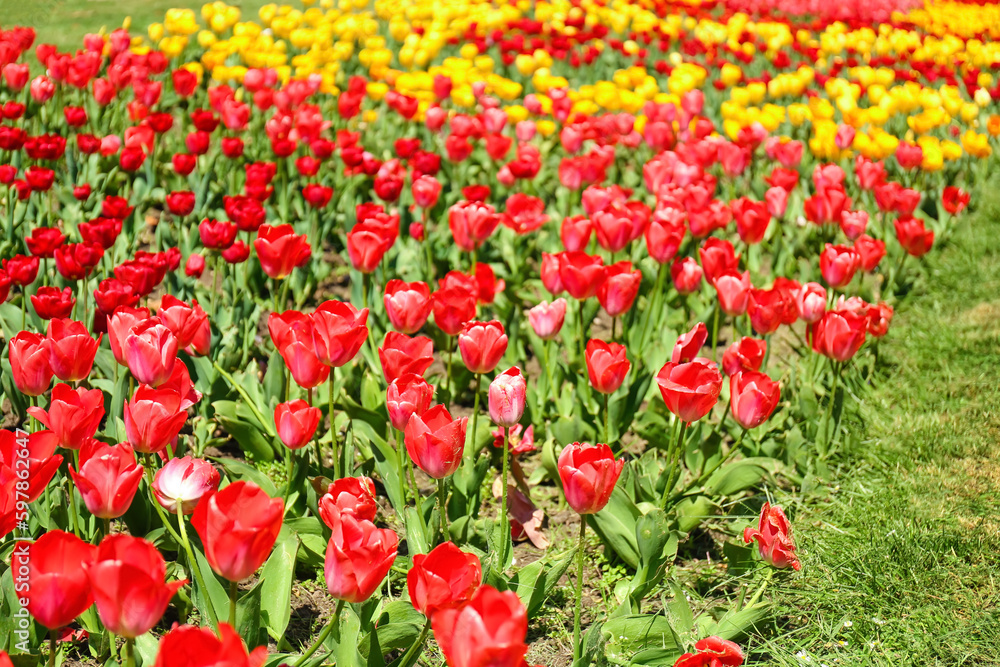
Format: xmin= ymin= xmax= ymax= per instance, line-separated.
xmin=561 ymin=215 xmax=593 ymax=252
xmin=458 ymin=320 xmax=508 ymax=374
xmin=585 ymin=339 xmax=630 ymax=394
xmin=387 ymin=374 xmax=434 ymax=431
xmin=473 ymin=263 xmax=504 ymax=305
xmin=894 ymin=215 xmax=934 ymax=257
xmin=274 ymin=399 xmax=321 ymax=449
xmin=731 ymin=197 xmax=770 ymax=244
xmin=69 ymin=440 xmax=144 ymax=519
xmin=671 ymin=322 xmax=708 ymax=364
xmin=347 ymin=222 xmax=395 ymax=273
xmin=794 ymin=282 xmax=827 ymax=324
xmin=379 ymin=332 xmax=435 ymax=382
xmin=153 ymin=624 xmax=268 ymax=667
xmin=489 ymin=367 xmax=526 ymax=428
xmin=412 ymin=174 xmax=442 ymax=209
xmin=166 ymin=191 xmax=196 ymax=216
xmin=46 ymin=318 xmax=101 ymax=382
xmin=746 ymin=288 xmax=783 ymax=335
xmin=432 ymin=285 xmax=478 ymax=336
xmin=743 ymin=502 xmax=800 ymax=570
xmin=3 ymin=254 xmax=39 ymax=286
xmin=198 ymin=219 xmax=238 ymax=250
xmin=26 ymin=227 xmax=66 ymax=258
xmin=645 ymin=210 xmax=686 ymax=263
xmin=674 ymin=636 xmax=745 ymax=667
xmin=221 ymin=240 xmax=250 ymax=264
xmin=0 ymin=430 xmax=62 ymax=503
xmin=558 ymin=251 xmax=605 ymax=300
xmin=942 ymin=186 xmax=970 ymax=215
xmin=598 ymin=261 xmax=641 ymax=318
xmin=558 ymin=442 xmax=623 ymax=514
xmin=721 ymin=337 xmax=767 ymax=375
xmin=124 ymin=385 xmax=188 ymax=454
xmin=28 ymin=383 xmax=104 ymax=450
xmin=404 ymin=405 xmax=468 ymax=479
xmin=808 ymin=309 xmax=867 ymax=362
xmin=431 ymin=585 xmax=529 ymax=667
xmin=407 ymin=541 xmax=482 ymax=617
xmin=31 ymin=286 xmax=76 ymax=320
xmin=854 ymin=234 xmax=886 ymax=272
xmin=819 ymin=244 xmax=861 ymax=288
xmin=24 ymin=530 xmax=98 ymax=629
xmin=124 ymin=319 xmax=178 ymax=386
xmin=318 ymin=477 xmax=378 ymax=527
xmin=9 ymin=331 xmax=54 ymax=396
xmin=730 ymin=370 xmax=780 ymax=429
xmin=310 ymin=300 xmax=369 ymax=368
xmin=55 ymin=242 xmax=104 ymax=280
xmin=527 ymin=298 xmax=566 ymax=340
xmin=223 ymin=195 xmax=266 ymax=232
xmin=448 ymin=200 xmax=500 ymax=252
xmin=86 ymin=534 xmax=187 ymax=638
xmin=324 ymin=512 xmax=398 ymax=603
xmin=191 ymin=481 xmax=284 ymax=582
xmin=384 ymin=280 xmax=432 ymax=334
xmin=153 ymin=456 xmax=220 ymax=514
xmin=671 ymin=257 xmax=703 ymax=294
xmin=79 ymin=218 xmax=123 ymax=250
xmin=867 ymin=302 xmax=894 ymax=338
xmin=713 ymin=271 xmax=751 ymax=317
xmin=252 ymin=224 xmax=311 ymax=279
xmin=268 ymin=311 xmax=330 ymax=389
xmin=699 ymin=238 xmax=739 ymax=284
xmin=302 ymin=184 xmax=333 ymax=208
xmin=656 ymin=359 xmax=723 ymax=423
xmin=592 ymin=206 xmax=632 ymax=253
xmin=172 ymin=153 xmax=197 ymax=175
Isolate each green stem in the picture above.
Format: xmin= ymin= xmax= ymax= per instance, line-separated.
xmin=144 ymin=460 xmax=185 ymax=545
xmin=603 ymin=393 xmax=610 ymax=445
xmin=296 ymin=599 xmax=344 ymax=666
xmin=328 ymin=368 xmax=339 ymax=479
xmin=283 ymin=448 xmax=296 ymax=512
xmin=710 ymin=304 xmax=720 ymax=362
xmin=228 ymin=580 xmax=238 ymax=628
xmin=395 ymin=430 xmax=409 ymax=510
xmin=396 ymin=619 xmax=432 ymax=667
xmin=67 ymin=453 xmax=82 ymax=539
xmin=437 ymin=478 xmax=449 ymax=543
xmin=467 ymin=373 xmax=481 ymax=460
xmin=210 ymin=254 xmax=221 ymax=317
xmin=499 ymin=428 xmax=510 ymax=570
xmin=573 ymin=518 xmax=587 ymax=663
xmin=823 ymin=361 xmax=842 ymax=449
xmin=177 ymin=503 xmax=220 ymax=630
xmin=409 ymin=461 xmax=430 ymax=539
xmin=577 ymin=301 xmax=587 ymax=363
xmin=541 ymin=339 xmax=557 ymax=400
xmin=661 ymin=421 xmax=690 ymax=507
xmin=103 ymin=517 xmax=111 ymax=540
xmin=48 ymin=632 xmax=57 ymax=667
xmin=124 ymin=638 xmax=134 ymax=667
xmin=445 ymin=336 xmax=455 ymax=409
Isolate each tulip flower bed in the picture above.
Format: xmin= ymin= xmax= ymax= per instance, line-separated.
xmin=0 ymin=0 xmax=997 ymax=665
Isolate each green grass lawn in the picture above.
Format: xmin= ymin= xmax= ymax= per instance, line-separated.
xmin=0 ymin=0 xmax=270 ymax=53
xmin=758 ymin=185 xmax=1000 ymax=666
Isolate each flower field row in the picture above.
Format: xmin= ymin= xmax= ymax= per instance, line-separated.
xmin=0 ymin=0 xmax=996 ymax=665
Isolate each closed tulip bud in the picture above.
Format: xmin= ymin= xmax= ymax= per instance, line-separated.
xmin=656 ymin=359 xmax=723 ymax=423
xmin=598 ymin=262 xmax=642 ymax=318
xmin=383 ymin=279 xmax=432 ymax=334
xmin=808 ymin=310 xmax=867 ymax=362
xmin=432 ymin=286 xmax=478 ymax=336
xmin=722 ymin=337 xmax=767 ymax=376
xmin=8 ymin=331 xmax=54 ymax=396
xmin=407 ymin=542 xmax=482 ymax=617
xmin=527 ymin=298 xmax=567 ymax=340
xmin=585 ymin=340 xmax=630 ymax=395
xmin=671 ymin=257 xmax=703 ymax=294
xmin=255 ymin=224 xmax=312 ymax=279
xmin=489 ymin=367 xmax=526 ymax=428
xmin=558 ymin=251 xmax=605 ymax=300
xmin=743 ymin=502 xmax=801 ymax=570
xmin=324 ymin=512 xmax=398 ymax=603
xmin=713 ymin=270 xmax=752 ymax=317
xmin=431 ymin=585 xmax=530 ymax=667
xmin=747 ymin=289 xmax=783 ymax=335
xmin=185 ymin=253 xmax=206 ymax=278
xmin=458 ymin=321 xmax=508 ymax=375
xmin=795 ymin=282 xmax=827 ymax=324
xmin=86 ymin=535 xmax=187 ymax=638
xmin=191 ymin=481 xmax=284 ymax=582
xmin=311 ymin=300 xmax=369 ymax=368
xmin=404 ymin=405 xmax=467 ymax=479
xmin=124 ymin=319 xmax=178 ymax=386
xmin=45 ymin=318 xmax=100 ymax=383
xmin=645 ymin=211 xmax=686 ymax=264
xmin=107 ymin=306 xmax=151 ymax=366
xmin=854 ymin=235 xmax=886 ymax=273
xmin=699 ymin=238 xmax=739 ymax=285
xmin=31 ymin=286 xmax=76 ymax=320
xmin=28 ymin=383 xmax=105 ymax=450
xmin=124 ymin=385 xmax=188 ymax=454
xmin=764 ymin=186 xmax=788 ymax=218
xmin=557 ymin=442 xmax=624 ymax=515
xmin=386 ymin=374 xmax=435 ymax=431
xmin=894 ymin=215 xmax=935 ymax=257
xmin=274 ymin=399 xmax=321 ymax=450
xmin=449 ymin=200 xmax=500 ymax=252
xmin=152 ymin=456 xmax=220 ymax=515
xmin=69 ymin=440 xmax=144 ymax=519
xmin=732 ymin=197 xmax=771 ymax=244
xmin=671 ymin=322 xmax=708 ymax=364
xmin=561 ymin=215 xmax=593 ymax=252
xmin=24 ymin=530 xmax=98 ymax=630
xmin=318 ymin=477 xmax=379 ymax=527
xmin=268 ymin=311 xmax=330 ymax=390
xmin=730 ymin=370 xmax=781 ymax=429
xmin=819 ymin=244 xmax=861 ymax=289
xmin=412 ymin=175 xmax=442 ymax=209
xmin=153 ymin=624 xmax=268 ymax=667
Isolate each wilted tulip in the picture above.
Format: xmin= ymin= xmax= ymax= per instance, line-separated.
xmin=743 ymin=502 xmax=801 ymax=570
